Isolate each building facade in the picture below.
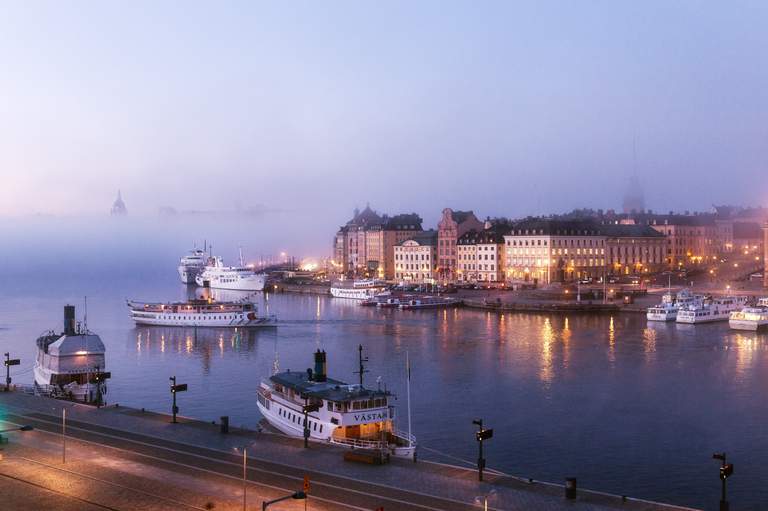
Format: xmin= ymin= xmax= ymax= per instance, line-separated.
xmin=764 ymin=223 xmax=768 ymax=288
xmin=394 ymin=230 xmax=438 ymax=283
xmin=457 ymin=224 xmax=508 ymax=283
xmin=333 ymin=206 xmax=422 ymax=278
xmin=602 ymin=224 xmax=667 ymax=276
xmin=503 ymin=220 xmax=606 ymax=284
xmin=437 ymin=208 xmax=484 ymax=282
xmin=641 ymin=215 xmax=719 ymax=268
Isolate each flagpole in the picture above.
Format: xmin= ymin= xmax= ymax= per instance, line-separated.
xmin=406 ymin=351 xmax=412 ymax=448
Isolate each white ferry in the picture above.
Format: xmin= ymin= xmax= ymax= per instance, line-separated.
xmin=34 ymin=305 xmax=110 ymax=404
xmin=127 ymin=299 xmax=276 ymax=328
xmin=178 ymin=248 xmax=208 ymax=284
xmin=257 ymin=349 xmax=416 ymax=459
xmin=647 ymin=289 xmax=701 ymax=322
xmin=676 ymin=296 xmax=748 ymax=324
xmin=330 ymin=279 xmax=389 ymax=300
xmin=196 ymin=255 xmax=266 ymax=292
xmin=729 ymin=298 xmax=768 ymax=331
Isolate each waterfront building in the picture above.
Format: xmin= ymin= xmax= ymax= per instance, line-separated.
xmin=457 ymin=222 xmax=509 ymax=283
xmin=602 ymin=223 xmax=666 ymax=276
xmin=631 ymin=214 xmax=719 ymax=268
xmin=110 ymin=190 xmax=127 ymax=216
xmin=732 ymin=222 xmax=764 ymax=255
xmin=394 ymin=230 xmax=438 ymax=283
xmin=503 ymin=219 xmax=606 ymax=284
xmin=437 ymin=209 xmax=484 ymax=283
xmin=333 ymin=206 xmax=422 ymax=279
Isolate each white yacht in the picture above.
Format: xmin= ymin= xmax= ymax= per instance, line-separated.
xmin=178 ymin=248 xmax=208 ymax=284
xmin=196 ymin=255 xmax=266 ymax=291
xmin=127 ymin=299 xmax=276 ymax=328
xmin=34 ymin=305 xmax=109 ymax=404
xmin=257 ymin=349 xmax=416 ymax=459
xmin=729 ymin=298 xmax=768 ymax=331
xmin=330 ymin=279 xmax=389 ymax=300
xmin=647 ymin=289 xmax=701 ymax=322
xmin=677 ymin=296 xmax=748 ymax=324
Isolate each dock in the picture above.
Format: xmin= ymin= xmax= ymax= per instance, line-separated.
xmin=0 ymin=392 xmax=700 ymax=511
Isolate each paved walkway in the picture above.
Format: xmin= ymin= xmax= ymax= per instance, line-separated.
xmin=0 ymin=392 xmax=700 ymax=511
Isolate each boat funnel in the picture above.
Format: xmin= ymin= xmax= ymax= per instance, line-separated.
xmin=64 ymin=305 xmax=76 ymax=335
xmin=314 ymin=350 xmax=327 ymax=382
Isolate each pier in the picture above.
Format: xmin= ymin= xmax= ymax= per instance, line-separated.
xmin=0 ymin=392 xmax=699 ymax=510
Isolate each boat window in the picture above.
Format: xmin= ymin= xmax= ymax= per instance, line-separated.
xmin=327 ymin=401 xmax=332 ymax=411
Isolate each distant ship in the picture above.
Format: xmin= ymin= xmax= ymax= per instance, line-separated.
xmin=257 ymin=349 xmax=416 ymax=459
xmin=195 ymin=249 xmax=266 ymax=291
xmin=330 ymin=279 xmax=389 ymax=300
xmin=34 ymin=305 xmax=110 ymax=404
xmin=127 ymin=299 xmax=276 ymax=328
xmin=178 ymin=248 xmax=208 ymax=284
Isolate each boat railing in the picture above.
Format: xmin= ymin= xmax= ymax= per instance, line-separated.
xmin=329 ymin=435 xmax=387 ymax=450
xmin=394 ymin=429 xmax=416 ymax=447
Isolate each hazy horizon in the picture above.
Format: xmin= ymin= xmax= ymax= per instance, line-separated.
xmin=2 ymin=1 xmax=767 ymax=251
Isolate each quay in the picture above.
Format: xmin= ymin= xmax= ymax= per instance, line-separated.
xmin=0 ymin=392 xmax=700 ymax=511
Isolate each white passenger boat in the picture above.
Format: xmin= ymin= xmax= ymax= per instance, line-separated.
xmin=127 ymin=299 xmax=277 ymax=328
xmin=196 ymin=254 xmax=266 ymax=291
xmin=257 ymin=349 xmax=416 ymax=459
xmin=647 ymin=289 xmax=701 ymax=322
xmin=729 ymin=298 xmax=768 ymax=331
xmin=34 ymin=305 xmax=110 ymax=404
xmin=330 ymin=279 xmax=389 ymax=300
xmin=178 ymin=248 xmax=208 ymax=284
xmin=676 ymin=296 xmax=748 ymax=324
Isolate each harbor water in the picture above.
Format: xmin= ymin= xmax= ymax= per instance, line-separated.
xmin=2 ymin=251 xmax=768 ymax=510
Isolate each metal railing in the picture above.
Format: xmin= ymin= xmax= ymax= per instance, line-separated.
xmin=329 ymin=436 xmax=387 ymax=450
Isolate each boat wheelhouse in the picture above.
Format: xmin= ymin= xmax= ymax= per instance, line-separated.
xmin=127 ymin=299 xmax=276 ymax=328
xmin=34 ymin=305 xmax=110 ymax=404
xmin=257 ymin=350 xmax=415 ymax=459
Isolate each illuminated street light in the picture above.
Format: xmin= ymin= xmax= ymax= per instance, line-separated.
xmin=261 ymin=491 xmax=307 ymax=510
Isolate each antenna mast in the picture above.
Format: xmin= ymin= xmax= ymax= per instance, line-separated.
xmin=354 ymin=344 xmax=369 ymax=386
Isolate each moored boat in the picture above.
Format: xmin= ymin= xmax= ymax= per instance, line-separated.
xmin=647 ymin=289 xmax=701 ymax=322
xmin=34 ymin=305 xmax=110 ymax=404
xmin=195 ymin=249 xmax=266 ymax=291
xmin=677 ymin=296 xmax=748 ymax=324
xmin=330 ymin=279 xmax=389 ymax=300
xmin=127 ymin=299 xmax=276 ymax=328
xmin=178 ymin=248 xmax=208 ymax=284
xmin=399 ymin=296 xmax=461 ymax=310
xmin=729 ymin=298 xmax=768 ymax=331
xmin=257 ymin=349 xmax=416 ymax=459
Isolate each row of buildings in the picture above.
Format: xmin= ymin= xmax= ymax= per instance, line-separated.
xmin=333 ymin=205 xmax=767 ymax=285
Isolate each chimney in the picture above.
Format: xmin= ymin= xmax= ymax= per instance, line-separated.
xmin=314 ymin=350 xmax=327 ymax=382
xmin=64 ymin=305 xmax=76 ymax=336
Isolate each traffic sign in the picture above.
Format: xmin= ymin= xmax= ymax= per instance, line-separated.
xmin=4 ymin=359 xmax=20 ymax=367
xmin=171 ymin=383 xmax=188 ymax=393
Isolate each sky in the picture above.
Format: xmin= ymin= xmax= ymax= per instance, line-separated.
xmin=1 ymin=1 xmax=767 ymax=252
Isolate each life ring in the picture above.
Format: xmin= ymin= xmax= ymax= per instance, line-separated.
xmin=247 ymin=312 xmax=256 ymax=320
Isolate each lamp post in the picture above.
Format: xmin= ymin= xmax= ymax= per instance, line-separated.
xmin=262 ymin=491 xmax=307 ymax=510
xmin=473 ymin=419 xmax=493 ymax=482
xmin=242 ymin=448 xmax=247 ymax=511
xmin=4 ymin=353 xmax=20 ymax=391
xmin=169 ymin=376 xmax=187 ymax=423
xmin=62 ymin=408 xmax=66 ymax=464
xmin=713 ymin=452 xmax=734 ymax=511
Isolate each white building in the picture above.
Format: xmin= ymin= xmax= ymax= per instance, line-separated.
xmin=394 ymin=230 xmax=437 ymax=283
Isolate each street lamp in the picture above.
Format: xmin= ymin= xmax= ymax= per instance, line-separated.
xmin=712 ymin=452 xmax=734 ymax=511
xmin=262 ymin=491 xmax=307 ymax=510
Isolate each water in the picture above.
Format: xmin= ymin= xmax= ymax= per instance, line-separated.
xmin=2 ymin=262 xmax=768 ymax=510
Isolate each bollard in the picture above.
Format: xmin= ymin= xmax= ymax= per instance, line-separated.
xmin=220 ymin=416 xmax=229 ymax=434
xmin=565 ymin=477 xmax=577 ymax=500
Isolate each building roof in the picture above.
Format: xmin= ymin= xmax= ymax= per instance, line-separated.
xmin=506 ymin=219 xmax=604 ymax=237
xmin=458 ymin=225 xmax=509 ymax=245
xmin=384 ymin=213 xmax=423 ymax=230
xmin=599 ymin=223 xmax=665 ymax=238
xmin=451 ymin=210 xmax=476 ymax=224
xmin=398 ymin=229 xmax=437 ymax=246
xmin=270 ymin=370 xmax=389 ymax=402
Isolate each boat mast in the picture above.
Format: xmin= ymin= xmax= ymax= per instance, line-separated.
xmin=406 ymin=350 xmax=412 ymax=447
xmin=239 ymin=246 xmax=245 ymax=267
xmin=354 ymin=344 xmax=369 ymax=386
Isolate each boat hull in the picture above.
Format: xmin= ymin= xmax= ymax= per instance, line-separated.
xmin=729 ymin=319 xmax=768 ymax=331
xmin=130 ymin=314 xmax=277 ymax=328
xmin=196 ymin=274 xmax=265 ymax=291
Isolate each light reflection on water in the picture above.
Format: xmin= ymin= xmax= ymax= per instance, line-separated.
xmin=3 ymin=278 xmax=768 ymax=510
